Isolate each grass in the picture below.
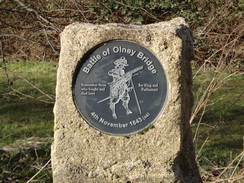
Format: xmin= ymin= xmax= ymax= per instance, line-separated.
xmin=0 ymin=61 xmax=243 ymax=182
xmin=192 ymin=67 xmax=243 ymax=181
xmin=0 ymin=60 xmax=56 ymax=182
xmin=1 ymin=0 xmax=243 ymax=181
xmin=0 ymin=60 xmax=56 ymax=147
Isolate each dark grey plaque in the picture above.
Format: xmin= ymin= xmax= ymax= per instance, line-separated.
xmin=73 ymin=40 xmax=167 ymax=135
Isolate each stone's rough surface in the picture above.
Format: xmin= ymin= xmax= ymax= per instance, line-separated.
xmin=52 ymin=18 xmax=202 ymax=183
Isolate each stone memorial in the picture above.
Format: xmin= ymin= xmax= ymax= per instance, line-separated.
xmin=52 ymin=17 xmax=202 ymax=182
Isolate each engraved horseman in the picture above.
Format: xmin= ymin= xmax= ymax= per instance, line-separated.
xmin=108 ymin=57 xmax=133 ymax=119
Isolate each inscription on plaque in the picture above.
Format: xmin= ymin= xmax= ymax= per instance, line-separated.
xmin=73 ymin=40 xmax=167 ymax=135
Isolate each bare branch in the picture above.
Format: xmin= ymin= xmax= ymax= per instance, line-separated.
xmin=27 ymin=159 xmax=51 ymax=183
xmin=11 ymin=88 xmax=34 ymax=99
xmin=0 ymin=19 xmax=41 ymax=30
xmin=0 ymin=39 xmax=11 ymax=93
xmin=195 ymin=135 xmax=209 ymax=160
xmin=13 ymin=0 xmax=53 ymax=26
xmin=73 ymin=0 xmax=90 ymax=23
xmin=0 ymin=66 xmax=55 ymax=101
xmin=43 ymin=28 xmax=58 ymax=54
xmin=216 ymin=151 xmax=244 ymax=181
xmin=113 ymin=0 xmax=160 ymax=21
xmin=0 ymin=33 xmax=59 ymax=50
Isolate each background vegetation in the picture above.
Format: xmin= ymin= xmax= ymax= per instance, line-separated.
xmin=0 ymin=0 xmax=243 ymax=182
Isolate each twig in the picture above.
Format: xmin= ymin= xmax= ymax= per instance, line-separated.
xmin=13 ymin=0 xmax=53 ymax=26
xmin=193 ymin=103 xmax=206 ymax=141
xmin=229 ymin=151 xmax=244 ymax=181
xmin=191 ymin=32 xmax=242 ymax=125
xmin=0 ymin=19 xmax=41 ymax=30
xmin=216 ymin=151 xmax=244 ymax=181
xmin=0 ymin=132 xmax=20 ymax=141
xmin=113 ymin=0 xmax=160 ymax=21
xmin=0 ymin=33 xmax=51 ymax=47
xmin=0 ymin=39 xmax=12 ymax=93
xmin=73 ymin=0 xmax=90 ymax=23
xmin=43 ymin=8 xmax=92 ymax=13
xmin=27 ymin=158 xmax=51 ymax=183
xmin=204 ymin=33 xmax=243 ymax=66
xmin=43 ymin=28 xmax=58 ymax=54
xmin=195 ymin=135 xmax=209 ymax=160
xmin=0 ymin=66 xmax=54 ymax=100
xmin=11 ymin=88 xmax=34 ymax=99
xmin=190 ymin=74 xmax=218 ymax=124
xmin=198 ymin=4 xmax=234 ymax=37
xmin=198 ymin=16 xmax=216 ymax=36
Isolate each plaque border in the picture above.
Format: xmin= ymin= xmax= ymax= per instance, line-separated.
xmin=72 ymin=39 xmax=169 ymax=136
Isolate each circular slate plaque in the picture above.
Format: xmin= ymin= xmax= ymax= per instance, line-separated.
xmin=73 ymin=40 xmax=167 ymax=135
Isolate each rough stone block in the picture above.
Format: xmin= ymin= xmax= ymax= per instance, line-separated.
xmin=52 ymin=17 xmax=202 ymax=183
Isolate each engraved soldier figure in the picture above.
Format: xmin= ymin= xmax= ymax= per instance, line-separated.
xmin=108 ymin=57 xmax=133 ymax=119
